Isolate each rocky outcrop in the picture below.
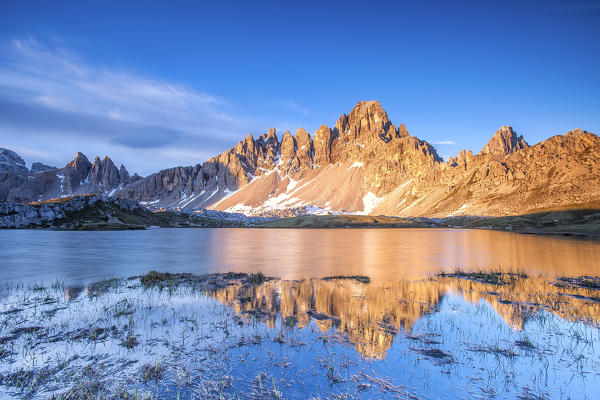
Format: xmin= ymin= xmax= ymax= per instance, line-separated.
xmin=0 ymin=195 xmax=141 ymax=228
xmin=0 ymin=195 xmax=269 ymax=229
xmin=0 ymin=148 xmax=28 ymax=173
xmin=30 ymin=162 xmax=57 ymax=173
xmin=479 ymin=126 xmax=528 ymax=156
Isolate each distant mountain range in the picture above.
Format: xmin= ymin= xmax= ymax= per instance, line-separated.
xmin=1 ymin=100 xmax=599 ymax=217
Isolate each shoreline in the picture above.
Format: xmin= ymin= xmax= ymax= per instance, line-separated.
xmin=2 ymin=196 xmax=598 ymax=238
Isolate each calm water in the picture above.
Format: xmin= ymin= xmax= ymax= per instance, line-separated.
xmin=1 ymin=228 xmax=600 ymax=284
xmin=2 ymin=228 xmax=600 ymax=399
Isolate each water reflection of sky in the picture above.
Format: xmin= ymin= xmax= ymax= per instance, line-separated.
xmin=2 ymin=274 xmax=598 ymax=399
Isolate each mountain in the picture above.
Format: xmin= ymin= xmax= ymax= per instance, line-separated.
xmin=0 ymin=151 xmax=136 ymax=203
xmin=1 ymin=100 xmax=599 ymax=217
xmin=372 ymin=127 xmax=600 ymax=217
xmin=119 ymin=101 xmax=443 ymax=214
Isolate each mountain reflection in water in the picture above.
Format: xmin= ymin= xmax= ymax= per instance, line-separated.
xmin=2 ymin=228 xmax=600 ymax=284
xmin=209 ymin=275 xmax=600 ymax=359
xmin=210 ymin=228 xmax=600 ymax=280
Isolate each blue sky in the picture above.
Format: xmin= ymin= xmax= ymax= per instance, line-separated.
xmin=1 ymin=0 xmax=599 ymax=175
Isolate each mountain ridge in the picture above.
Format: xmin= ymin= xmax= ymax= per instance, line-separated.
xmin=1 ymin=100 xmax=598 ymax=218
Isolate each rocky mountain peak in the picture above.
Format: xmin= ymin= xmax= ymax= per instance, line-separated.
xmin=0 ymin=148 xmax=28 ymax=173
xmin=30 ymin=162 xmax=57 ymax=173
xmin=119 ymin=164 xmax=130 ymax=184
xmin=397 ymin=123 xmax=410 ymax=137
xmin=565 ymin=128 xmax=589 ymax=136
xmin=63 ymin=152 xmax=92 ymax=193
xmin=89 ymin=156 xmax=122 ymax=191
xmin=336 ymin=100 xmax=392 ymax=140
xmin=479 ymin=126 xmax=528 ymax=157
xmin=66 ymin=152 xmax=91 ymax=172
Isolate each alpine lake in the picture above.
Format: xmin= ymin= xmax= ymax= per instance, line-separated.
xmin=1 ymin=228 xmax=600 ymax=399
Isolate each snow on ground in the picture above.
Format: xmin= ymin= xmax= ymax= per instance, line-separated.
xmin=359 ymin=192 xmax=384 ymax=215
xmin=450 ymin=203 xmax=471 ymax=216
xmin=345 ymin=161 xmax=364 ymax=173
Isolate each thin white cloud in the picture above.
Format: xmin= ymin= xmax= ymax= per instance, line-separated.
xmin=431 ymin=140 xmax=455 ymax=145
xmin=284 ymin=100 xmax=311 ymax=116
xmin=0 ymin=37 xmax=249 ymax=175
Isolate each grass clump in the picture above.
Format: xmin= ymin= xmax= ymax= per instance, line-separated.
xmin=140 ymin=270 xmax=183 ymax=289
xmin=87 ymin=278 xmax=121 ymax=297
xmin=555 ymin=276 xmax=600 ymax=290
xmin=120 ymin=333 xmax=139 ymax=349
xmin=323 ymin=275 xmax=371 ymax=284
xmin=247 ymin=272 xmax=268 ymax=285
xmin=141 ymin=362 xmax=165 ymax=382
xmin=439 ymin=269 xmax=527 ymax=285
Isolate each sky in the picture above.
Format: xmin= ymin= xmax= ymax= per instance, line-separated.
xmin=0 ymin=0 xmax=599 ymax=176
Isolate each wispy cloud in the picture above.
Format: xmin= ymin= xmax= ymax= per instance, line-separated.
xmin=284 ymin=100 xmax=311 ymax=116
xmin=0 ymin=37 xmax=248 ymax=175
xmin=431 ymin=140 xmax=455 ymax=145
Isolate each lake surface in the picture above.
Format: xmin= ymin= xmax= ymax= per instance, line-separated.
xmin=2 ymin=228 xmax=600 ymax=399
xmin=1 ymin=228 xmax=600 ymax=284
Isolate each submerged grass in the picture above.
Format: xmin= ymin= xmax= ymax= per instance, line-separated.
xmin=0 ymin=270 xmax=599 ymax=399
xmin=322 ymin=275 xmax=371 ymax=284
xmin=439 ymin=268 xmax=528 ymax=285
xmin=554 ymin=276 xmax=600 ymax=290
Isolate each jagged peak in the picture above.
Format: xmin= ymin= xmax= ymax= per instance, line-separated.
xmin=295 ymin=127 xmax=311 ymax=139
xmin=398 ymin=123 xmax=410 ymax=137
xmin=354 ymin=100 xmax=384 ymax=111
xmin=479 ymin=126 xmax=528 ymax=156
xmin=314 ymin=125 xmax=332 ymax=137
xmin=565 ymin=128 xmax=590 ymax=136
xmin=256 ymin=128 xmax=278 ymax=142
xmin=348 ymin=100 xmax=388 ymax=122
xmin=66 ymin=152 xmax=90 ymax=168
xmin=281 ymin=130 xmax=293 ymax=140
